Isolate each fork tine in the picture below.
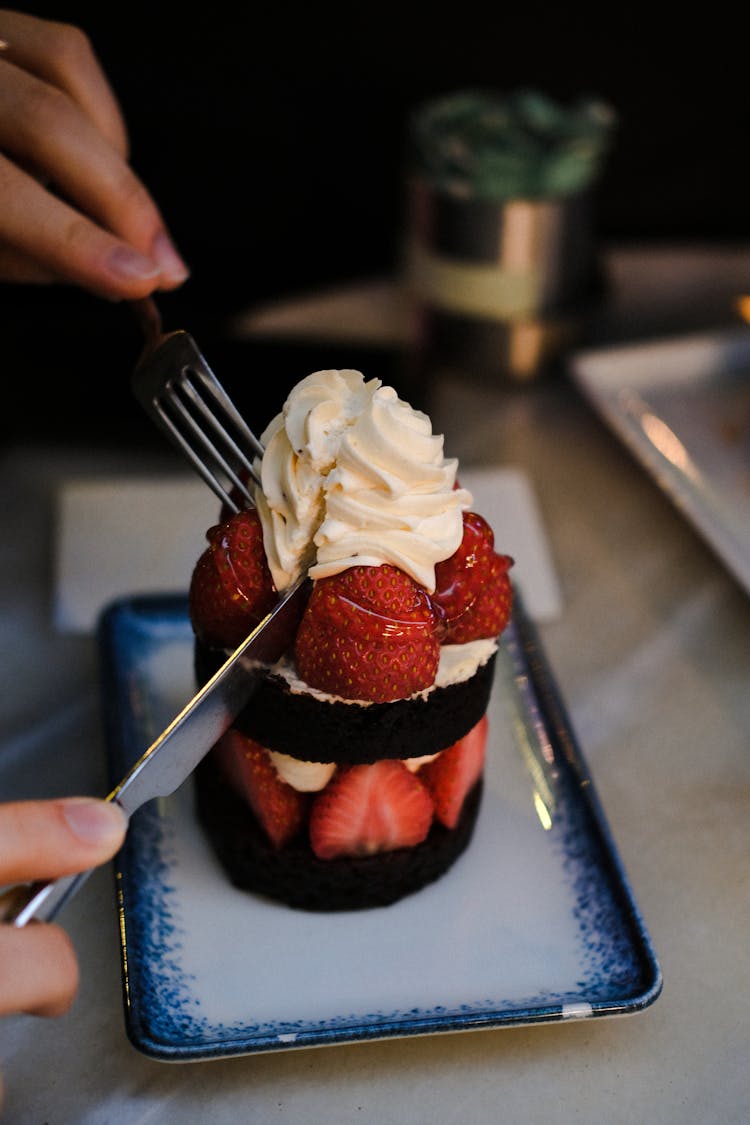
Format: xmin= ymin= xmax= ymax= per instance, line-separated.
xmin=175 ymin=371 xmax=261 ymax=490
xmin=132 ymin=323 xmax=266 ymax=514
xmin=152 ymin=394 xmax=248 ymax=514
xmin=188 ymin=366 xmax=265 ymax=463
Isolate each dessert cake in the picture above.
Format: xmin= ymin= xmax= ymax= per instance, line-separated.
xmin=189 ymin=369 xmax=513 ymax=910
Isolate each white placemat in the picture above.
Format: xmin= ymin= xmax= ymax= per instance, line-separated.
xmin=53 ymin=467 xmax=562 ymax=633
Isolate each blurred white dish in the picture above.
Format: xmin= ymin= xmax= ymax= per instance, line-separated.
xmin=571 ymin=328 xmax=750 ymax=596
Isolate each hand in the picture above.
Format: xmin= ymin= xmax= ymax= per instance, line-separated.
xmin=0 ymin=10 xmax=188 ymax=299
xmin=0 ymin=798 xmax=127 ymax=1019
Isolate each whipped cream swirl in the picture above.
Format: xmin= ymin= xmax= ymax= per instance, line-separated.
xmin=254 ymin=369 xmax=472 ymax=592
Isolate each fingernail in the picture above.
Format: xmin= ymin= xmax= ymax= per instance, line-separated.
xmin=107 ymin=245 xmax=160 ymax=281
xmin=150 ymin=231 xmax=190 ymax=282
xmin=62 ymin=799 xmax=128 ymax=845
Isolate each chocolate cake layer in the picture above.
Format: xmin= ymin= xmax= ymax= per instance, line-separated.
xmin=195 ymin=642 xmax=496 ymax=764
xmin=194 ymin=750 xmax=484 ymax=911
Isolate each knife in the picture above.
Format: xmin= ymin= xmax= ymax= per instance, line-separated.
xmin=2 ymin=573 xmax=311 ymax=927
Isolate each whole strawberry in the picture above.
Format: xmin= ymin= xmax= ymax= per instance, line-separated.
xmin=294 ymin=564 xmax=440 ymax=703
xmin=189 ymin=508 xmax=277 ymax=648
xmin=431 ymin=511 xmax=513 ymax=643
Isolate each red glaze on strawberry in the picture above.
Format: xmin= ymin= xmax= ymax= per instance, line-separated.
xmin=431 ymin=512 xmax=494 ymax=623
xmin=420 ymin=714 xmax=488 ymax=828
xmin=445 ymin=552 xmax=513 ymax=643
xmin=214 ymin=730 xmax=309 ymax=848
xmin=309 ymin=759 xmax=434 ymax=859
xmin=431 ymin=512 xmax=514 ymax=643
xmin=294 ymin=564 xmax=440 ymax=703
xmin=189 ymin=508 xmax=277 ymax=648
xmin=219 ymin=468 xmax=255 ymax=523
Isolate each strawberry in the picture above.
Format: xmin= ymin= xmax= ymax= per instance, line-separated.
xmin=189 ymin=507 xmax=277 ymax=648
xmin=431 ymin=512 xmax=513 ymax=643
xmin=431 ymin=512 xmax=495 ymax=621
xmin=214 ymin=729 xmax=309 ymax=848
xmin=419 ymin=714 xmax=488 ymax=828
xmin=444 ymin=551 xmax=513 ymax=643
xmin=309 ymin=759 xmax=434 ymax=860
xmin=294 ymin=564 xmax=440 ymax=703
xmin=219 ymin=468 xmax=255 ymax=523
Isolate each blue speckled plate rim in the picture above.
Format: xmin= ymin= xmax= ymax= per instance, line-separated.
xmin=97 ymin=592 xmax=662 ymax=1062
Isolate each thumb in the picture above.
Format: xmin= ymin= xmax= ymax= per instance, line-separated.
xmin=0 ymin=798 xmax=128 ymax=884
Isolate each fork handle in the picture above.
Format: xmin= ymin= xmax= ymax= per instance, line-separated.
xmin=131 ymin=296 xmax=164 ymax=351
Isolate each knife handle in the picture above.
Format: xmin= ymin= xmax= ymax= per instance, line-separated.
xmin=0 ymin=870 xmax=92 ymax=926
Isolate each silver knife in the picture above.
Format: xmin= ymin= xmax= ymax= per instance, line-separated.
xmin=2 ymin=573 xmax=311 ymax=927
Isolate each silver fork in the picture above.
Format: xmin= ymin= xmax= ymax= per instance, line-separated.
xmin=0 ymin=301 xmax=299 ymax=926
xmin=131 ymin=297 xmax=265 ymax=512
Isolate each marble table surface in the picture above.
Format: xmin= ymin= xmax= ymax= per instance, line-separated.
xmin=1 ymin=243 xmax=749 ymax=1123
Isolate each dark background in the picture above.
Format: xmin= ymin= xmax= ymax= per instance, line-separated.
xmin=3 ymin=2 xmax=749 ymax=446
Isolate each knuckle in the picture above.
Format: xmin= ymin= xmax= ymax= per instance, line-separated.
xmin=59 ymin=214 xmax=94 ymax=256
xmin=45 ymin=21 xmax=96 ymax=72
xmin=17 ymin=80 xmax=73 ymax=135
xmin=53 ymin=927 xmax=80 ymax=1003
xmin=104 ymin=165 xmax=158 ymax=229
xmin=36 ymin=926 xmax=80 ymax=1016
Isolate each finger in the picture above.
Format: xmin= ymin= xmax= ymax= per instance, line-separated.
xmin=0 ymin=10 xmax=126 ymax=153
xmin=0 ymin=240 xmax=58 ymax=283
xmin=0 ymin=798 xmax=127 ymax=884
xmin=0 ymin=62 xmax=188 ymax=282
xmin=0 ymin=923 xmax=79 ymax=1017
xmin=0 ymin=155 xmax=184 ymax=299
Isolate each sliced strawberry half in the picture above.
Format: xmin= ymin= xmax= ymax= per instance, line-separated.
xmin=214 ymin=729 xmax=309 ymax=848
xmin=419 ymin=714 xmax=489 ymax=828
xmin=309 ymin=759 xmax=434 ymax=860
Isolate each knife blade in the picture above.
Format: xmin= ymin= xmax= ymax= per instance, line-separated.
xmin=3 ymin=573 xmax=311 ymax=927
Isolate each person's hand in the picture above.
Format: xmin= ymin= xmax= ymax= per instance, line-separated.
xmin=0 ymin=9 xmax=188 ymax=299
xmin=0 ymin=797 xmax=127 ymax=1019
xmin=0 ymin=796 xmax=126 ymax=1110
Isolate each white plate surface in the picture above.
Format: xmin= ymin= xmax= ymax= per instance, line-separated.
xmin=99 ymin=594 xmax=661 ymax=1061
xmin=571 ymin=327 xmax=750 ymax=595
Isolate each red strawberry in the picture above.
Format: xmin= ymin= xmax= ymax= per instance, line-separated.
xmin=431 ymin=512 xmax=513 ymax=643
xmin=309 ymin=759 xmax=434 ymax=860
xmin=432 ymin=512 xmax=495 ymax=622
xmin=445 ymin=551 xmax=513 ymax=643
xmin=294 ymin=564 xmax=440 ymax=703
xmin=214 ymin=730 xmax=309 ymax=848
xmin=420 ymin=714 xmax=488 ymax=828
xmin=219 ymin=467 xmax=255 ymax=522
xmin=189 ymin=507 xmax=277 ymax=648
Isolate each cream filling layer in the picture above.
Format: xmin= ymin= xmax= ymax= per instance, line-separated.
xmin=268 ymin=637 xmax=497 ymax=704
xmin=264 ymin=638 xmax=497 ymax=791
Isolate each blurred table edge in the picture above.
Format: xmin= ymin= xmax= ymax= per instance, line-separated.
xmin=228 ymin=240 xmax=750 ymax=349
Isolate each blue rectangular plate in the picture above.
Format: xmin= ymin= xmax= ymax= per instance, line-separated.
xmin=98 ymin=593 xmax=661 ymax=1061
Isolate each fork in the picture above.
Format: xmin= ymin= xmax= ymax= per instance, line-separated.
xmin=131 ymin=297 xmax=265 ymax=512
xmin=0 ymin=300 xmax=295 ymax=926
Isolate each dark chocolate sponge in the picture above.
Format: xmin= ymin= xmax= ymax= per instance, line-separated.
xmin=194 ymin=750 xmax=484 ymax=911
xmin=194 ymin=641 xmax=496 ymax=764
